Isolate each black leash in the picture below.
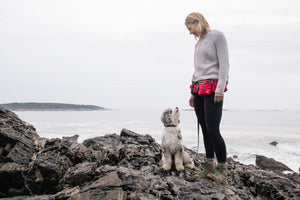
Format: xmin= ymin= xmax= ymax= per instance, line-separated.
xmin=197 ymin=119 xmax=199 ymax=154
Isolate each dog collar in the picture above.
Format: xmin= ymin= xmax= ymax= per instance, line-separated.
xmin=165 ymin=125 xmax=177 ymax=127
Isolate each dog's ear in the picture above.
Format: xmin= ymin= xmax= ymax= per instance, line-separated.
xmin=165 ymin=117 xmax=172 ymax=124
xmin=161 ymin=110 xmax=172 ymax=125
xmin=161 ymin=115 xmax=172 ymax=125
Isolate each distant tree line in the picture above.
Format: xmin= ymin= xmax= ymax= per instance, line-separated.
xmin=0 ymin=102 xmax=105 ymax=111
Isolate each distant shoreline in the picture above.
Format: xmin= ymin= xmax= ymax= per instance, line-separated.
xmin=0 ymin=102 xmax=106 ymax=111
xmin=12 ymin=109 xmax=106 ymax=111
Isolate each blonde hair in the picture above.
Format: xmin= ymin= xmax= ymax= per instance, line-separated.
xmin=185 ymin=12 xmax=210 ymax=40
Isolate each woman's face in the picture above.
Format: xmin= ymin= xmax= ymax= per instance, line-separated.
xmin=186 ymin=22 xmax=198 ymax=36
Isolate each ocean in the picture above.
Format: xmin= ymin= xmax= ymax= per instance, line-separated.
xmin=16 ymin=109 xmax=300 ymax=172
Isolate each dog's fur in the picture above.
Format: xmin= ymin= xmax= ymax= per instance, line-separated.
xmin=161 ymin=107 xmax=194 ymax=171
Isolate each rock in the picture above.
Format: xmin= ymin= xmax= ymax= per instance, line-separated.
xmin=255 ymin=155 xmax=293 ymax=173
xmin=270 ymin=141 xmax=278 ymax=146
xmin=1 ymin=108 xmax=300 ymax=200
xmin=59 ymin=141 xmax=95 ymax=164
xmin=0 ymin=109 xmax=95 ymax=196
xmin=285 ymin=172 xmax=300 ymax=185
xmin=233 ymin=155 xmax=238 ymax=159
xmin=0 ymin=108 xmax=37 ymax=165
xmin=0 ymin=108 xmax=39 ymax=196
xmin=62 ymin=162 xmax=97 ymax=185
xmin=62 ymin=135 xmax=79 ymax=142
xmin=24 ymin=138 xmax=74 ymax=194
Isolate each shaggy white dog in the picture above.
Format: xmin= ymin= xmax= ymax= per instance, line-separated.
xmin=161 ymin=107 xmax=194 ymax=171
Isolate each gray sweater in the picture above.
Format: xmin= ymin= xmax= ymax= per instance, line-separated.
xmin=192 ymin=30 xmax=229 ymax=94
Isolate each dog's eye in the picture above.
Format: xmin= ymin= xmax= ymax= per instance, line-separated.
xmin=169 ymin=110 xmax=172 ymax=114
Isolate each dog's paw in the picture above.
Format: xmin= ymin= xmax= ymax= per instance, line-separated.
xmin=185 ymin=162 xmax=195 ymax=169
xmin=162 ymin=164 xmax=171 ymax=171
xmin=176 ymin=165 xmax=185 ymax=171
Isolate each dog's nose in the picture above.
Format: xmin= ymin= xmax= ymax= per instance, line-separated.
xmin=175 ymin=107 xmax=179 ymax=112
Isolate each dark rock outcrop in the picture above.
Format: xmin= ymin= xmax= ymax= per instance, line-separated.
xmin=255 ymin=155 xmax=300 ymax=186
xmin=62 ymin=135 xmax=79 ymax=142
xmin=270 ymin=141 xmax=278 ymax=146
xmin=1 ymin=108 xmax=300 ymax=200
xmin=255 ymin=155 xmax=293 ymax=173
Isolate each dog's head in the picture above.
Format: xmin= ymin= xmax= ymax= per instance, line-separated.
xmin=161 ymin=107 xmax=180 ymax=127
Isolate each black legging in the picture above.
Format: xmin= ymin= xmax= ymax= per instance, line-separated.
xmin=193 ymin=93 xmax=227 ymax=163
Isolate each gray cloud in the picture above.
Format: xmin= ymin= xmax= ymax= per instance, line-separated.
xmin=1 ymin=0 xmax=300 ymax=110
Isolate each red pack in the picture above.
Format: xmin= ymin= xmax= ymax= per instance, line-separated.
xmin=190 ymin=79 xmax=227 ymax=96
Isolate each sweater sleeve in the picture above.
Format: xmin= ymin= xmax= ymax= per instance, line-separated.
xmin=213 ymin=31 xmax=229 ymax=94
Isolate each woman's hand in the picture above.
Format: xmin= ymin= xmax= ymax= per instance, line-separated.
xmin=189 ymin=95 xmax=194 ymax=107
xmin=214 ymin=93 xmax=224 ymax=104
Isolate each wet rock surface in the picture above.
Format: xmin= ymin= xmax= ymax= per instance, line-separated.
xmin=255 ymin=155 xmax=293 ymax=173
xmin=255 ymin=155 xmax=300 ymax=186
xmin=1 ymin=108 xmax=300 ymax=200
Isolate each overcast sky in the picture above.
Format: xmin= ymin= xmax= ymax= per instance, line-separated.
xmin=1 ymin=0 xmax=300 ymax=110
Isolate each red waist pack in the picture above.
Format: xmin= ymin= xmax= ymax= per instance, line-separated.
xmin=190 ymin=79 xmax=227 ymax=96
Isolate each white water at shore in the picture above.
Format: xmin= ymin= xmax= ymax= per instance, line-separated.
xmin=16 ymin=109 xmax=300 ymax=172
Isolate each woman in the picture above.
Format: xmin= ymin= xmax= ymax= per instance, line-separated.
xmin=185 ymin=12 xmax=229 ymax=184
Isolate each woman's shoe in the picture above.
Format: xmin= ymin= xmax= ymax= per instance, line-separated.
xmin=194 ymin=162 xmax=215 ymax=178
xmin=207 ymin=165 xmax=227 ymax=185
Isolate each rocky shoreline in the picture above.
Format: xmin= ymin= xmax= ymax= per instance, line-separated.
xmin=0 ymin=108 xmax=300 ymax=200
